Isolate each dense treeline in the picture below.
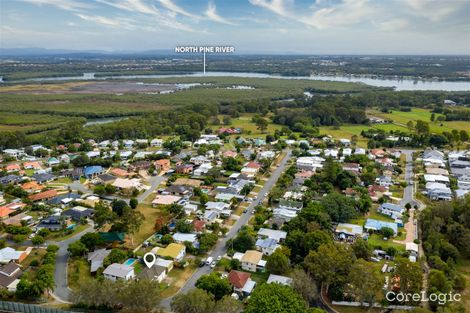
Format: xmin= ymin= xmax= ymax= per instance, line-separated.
xmin=420 ymin=196 xmax=469 ymax=311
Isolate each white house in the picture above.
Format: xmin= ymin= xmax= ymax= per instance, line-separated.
xmin=257 ymin=228 xmax=287 ymax=243
xmin=103 ymin=263 xmax=135 ymax=281
xmin=240 ymin=250 xmax=264 ymax=272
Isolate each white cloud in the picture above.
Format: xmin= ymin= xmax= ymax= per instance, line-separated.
xmin=378 ymin=18 xmax=409 ymax=32
xmin=205 ymin=1 xmax=236 ymax=25
xmin=302 ymin=0 xmax=377 ymax=29
xmin=19 ymin=0 xmax=91 ymax=12
xmin=158 ymin=0 xmax=198 ymax=19
xmin=75 ymin=13 xmax=124 ymax=27
xmin=405 ymin=0 xmax=466 ymax=22
xmin=249 ymin=0 xmax=291 ymax=18
xmin=96 ymin=0 xmax=195 ymax=32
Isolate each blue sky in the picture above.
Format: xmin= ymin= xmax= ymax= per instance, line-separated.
xmin=1 ymin=0 xmax=469 ymax=54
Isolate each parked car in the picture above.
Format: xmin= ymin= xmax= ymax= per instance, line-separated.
xmin=210 ymin=261 xmax=216 ymax=268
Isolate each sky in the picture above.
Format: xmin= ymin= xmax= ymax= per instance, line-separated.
xmin=1 ymin=0 xmax=470 ymax=54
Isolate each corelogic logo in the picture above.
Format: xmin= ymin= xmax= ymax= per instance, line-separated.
xmin=386 ymin=291 xmax=461 ymax=305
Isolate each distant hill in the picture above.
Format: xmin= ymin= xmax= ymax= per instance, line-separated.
xmin=0 ymin=48 xmax=175 ymax=57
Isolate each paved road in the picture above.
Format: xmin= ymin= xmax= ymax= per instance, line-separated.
xmin=160 ymin=150 xmax=292 ymax=311
xmin=51 ymin=223 xmax=95 ymax=303
xmin=137 ymin=175 xmax=166 ymax=203
xmin=400 ymin=149 xmax=416 ymax=207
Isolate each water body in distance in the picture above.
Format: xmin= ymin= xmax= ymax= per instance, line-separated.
xmin=18 ymin=72 xmax=470 ymax=91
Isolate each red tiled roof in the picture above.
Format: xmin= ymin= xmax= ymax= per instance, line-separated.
xmin=228 ymin=270 xmax=251 ymax=289
xmin=29 ymin=189 xmax=57 ymax=201
xmin=193 ymin=220 xmax=205 ymax=232
xmin=5 ymin=164 xmax=20 ymax=171
xmin=246 ymin=162 xmax=261 ymax=169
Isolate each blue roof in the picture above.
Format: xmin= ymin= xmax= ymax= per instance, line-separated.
xmin=364 ymin=219 xmax=398 ymax=234
xmin=380 ymin=203 xmax=404 ymax=213
xmin=84 ymin=166 xmax=104 ymax=176
xmin=256 ymin=238 xmax=277 ymax=249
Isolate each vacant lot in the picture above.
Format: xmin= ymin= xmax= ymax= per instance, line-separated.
xmin=370 ymin=108 xmax=470 ymax=133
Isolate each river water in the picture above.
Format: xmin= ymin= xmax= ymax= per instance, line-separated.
xmin=15 ymin=72 xmax=470 ymax=91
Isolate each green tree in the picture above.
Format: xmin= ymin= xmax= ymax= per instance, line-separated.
xmin=68 ymin=241 xmax=88 ymax=256
xmin=103 ymin=249 xmax=128 ymax=267
xmin=228 ymin=228 xmax=255 ymax=252
xmin=348 ymin=259 xmax=382 ymax=307
xmin=352 ymin=238 xmax=372 ymax=260
xmin=31 ymin=235 xmax=45 ymax=246
xmin=129 ymin=198 xmax=138 ymax=210
xmin=111 ymin=199 xmax=129 ymax=217
xmin=195 ymin=272 xmax=232 ymax=300
xmin=266 ymin=250 xmax=289 ymax=275
xmin=291 ymin=268 xmax=318 ymax=305
xmin=80 ymin=232 xmax=104 ymax=250
xmin=380 ymin=227 xmax=395 ymax=238
xmin=305 ymin=243 xmax=356 ymax=291
xmin=245 ymin=283 xmax=308 ymax=313
xmin=171 ymin=289 xmax=216 ymax=313
xmin=395 ymin=257 xmax=423 ymax=294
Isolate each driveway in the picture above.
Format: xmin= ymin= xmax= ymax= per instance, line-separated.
xmin=159 ymin=150 xmax=292 ymax=311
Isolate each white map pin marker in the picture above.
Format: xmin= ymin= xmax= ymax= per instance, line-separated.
xmin=143 ymin=252 xmax=156 ymax=268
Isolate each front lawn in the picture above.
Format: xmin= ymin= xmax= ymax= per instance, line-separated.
xmin=367 ymin=234 xmax=405 ymax=252
xmin=68 ymin=257 xmax=92 ymax=291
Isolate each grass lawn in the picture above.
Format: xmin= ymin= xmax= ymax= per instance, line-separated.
xmin=160 ymin=263 xmax=198 ymax=298
xmin=249 ymin=270 xmax=270 ymax=284
xmin=370 ymin=108 xmax=470 ymax=134
xmin=318 ymin=125 xmax=370 ymax=147
xmin=68 ymin=257 xmax=92 ymax=291
xmin=24 ymin=169 xmax=35 ymax=177
xmin=213 ymin=113 xmax=282 ymax=138
xmin=367 ymin=234 xmax=405 ymax=252
xmin=126 ymin=204 xmax=168 ymax=248
xmin=20 ymin=248 xmax=47 ymax=267
xmin=54 ymin=177 xmax=73 ymax=184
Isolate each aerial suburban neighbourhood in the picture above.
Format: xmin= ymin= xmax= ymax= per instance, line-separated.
xmin=0 ymin=1 xmax=469 ymax=313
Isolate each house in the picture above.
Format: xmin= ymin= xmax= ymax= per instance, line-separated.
xmin=240 ymin=250 xmax=265 ymax=272
xmin=150 ymin=138 xmax=164 ymax=147
xmin=32 ymin=173 xmax=55 ymax=184
xmin=5 ymin=164 xmax=21 ymax=173
xmin=156 ymin=243 xmax=186 ymax=262
xmin=267 ymin=274 xmax=293 ymax=286
xmin=175 ymin=164 xmax=194 ymax=174
xmin=2 ymin=149 xmax=24 ymax=159
xmin=194 ymin=163 xmax=213 ymax=176
xmin=112 ymin=178 xmax=145 ymax=192
xmin=202 ymin=210 xmax=219 ymax=224
xmin=296 ymin=156 xmax=324 ymax=171
xmin=37 ymin=216 xmax=64 ymax=231
xmin=339 ymin=138 xmax=351 ymax=146
xmin=255 ymin=238 xmax=279 ymax=256
xmin=155 ymin=258 xmax=174 ymax=272
xmin=110 ymin=167 xmax=132 ymax=178
xmin=406 ymin=242 xmax=419 ymax=263
xmin=84 ymin=166 xmax=105 ymax=178
xmin=205 ymin=201 xmax=230 ymax=211
xmin=95 ymin=173 xmax=116 ymax=185
xmin=0 ymin=263 xmax=23 ymax=291
xmin=379 ymin=203 xmax=405 ymax=219
xmin=364 ymin=219 xmax=398 ymax=235
xmin=272 ymin=208 xmax=297 ymax=222
xmin=22 ymin=161 xmax=42 ymax=170
xmin=103 ymin=263 xmax=135 ymax=281
xmin=47 ymin=157 xmax=60 ymax=166
xmin=21 ymin=181 xmax=43 ymax=193
xmin=342 ymin=163 xmax=361 ymax=174
xmin=0 ymin=175 xmax=21 ymax=186
xmin=0 ymin=248 xmax=28 ymax=264
xmin=335 ymin=223 xmax=363 ymax=240
xmin=228 ymin=270 xmax=256 ymax=297
xmin=193 ymin=220 xmax=205 ymax=232
xmin=260 ymin=151 xmax=275 ymax=159
xmin=62 ymin=206 xmax=95 ymax=221
xmin=29 ymin=189 xmax=58 ymax=202
xmin=48 ymin=192 xmax=81 ymax=206
xmin=426 ymin=182 xmax=452 ymax=201
xmin=140 ymin=264 xmax=167 ymax=283
xmin=190 ymin=155 xmax=209 ymax=166
xmin=172 ymin=233 xmax=198 ymax=245
xmin=152 ymin=195 xmax=181 ymax=207
xmin=424 ymin=174 xmax=450 ymax=185
xmin=184 ymin=203 xmax=198 ymax=215
xmin=155 ymin=159 xmax=171 ymax=172
xmin=376 ymin=175 xmax=393 ymax=187
xmin=257 ymin=228 xmax=287 ymax=243
xmin=164 ymin=185 xmax=193 ymax=197
xmin=87 ymin=249 xmax=111 ymax=273
xmin=223 ymin=150 xmax=238 ymax=158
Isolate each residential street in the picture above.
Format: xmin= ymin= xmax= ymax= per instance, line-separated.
xmin=50 ymin=223 xmax=95 ymax=303
xmin=159 ymin=150 xmax=292 ymax=311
